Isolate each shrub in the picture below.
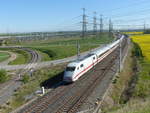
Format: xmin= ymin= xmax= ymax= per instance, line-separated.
xmin=0 ymin=70 xmax=8 ymax=83
xmin=132 ymin=42 xmax=143 ymax=59
xmin=22 ymin=75 xmax=30 ymax=84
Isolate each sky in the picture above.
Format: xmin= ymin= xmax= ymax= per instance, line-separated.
xmin=0 ymin=0 xmax=150 ymax=33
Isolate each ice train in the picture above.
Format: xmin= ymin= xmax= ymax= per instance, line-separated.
xmin=63 ymin=35 xmax=124 ymax=82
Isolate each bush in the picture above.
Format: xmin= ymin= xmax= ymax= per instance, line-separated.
xmin=38 ymin=49 xmax=57 ymax=59
xmin=22 ymin=75 xmax=30 ymax=84
xmin=0 ymin=70 xmax=8 ymax=83
xmin=132 ymin=42 xmax=143 ymax=59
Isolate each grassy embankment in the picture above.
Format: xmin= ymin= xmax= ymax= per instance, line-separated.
xmin=0 ymin=48 xmax=31 ymax=65
xmin=0 ymin=70 xmax=9 ymax=83
xmin=131 ymin=35 xmax=150 ymax=97
xmin=0 ymin=64 xmax=66 ymax=113
xmin=0 ymin=34 xmax=114 ymax=112
xmin=104 ymin=34 xmax=150 ymax=113
xmin=0 ymin=52 xmax=10 ymax=62
xmin=20 ymin=34 xmax=113 ymax=61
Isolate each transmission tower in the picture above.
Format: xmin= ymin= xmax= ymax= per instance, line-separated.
xmin=100 ymin=14 xmax=103 ymax=36
xmin=81 ymin=8 xmax=87 ymax=38
xmin=93 ymin=12 xmax=97 ymax=36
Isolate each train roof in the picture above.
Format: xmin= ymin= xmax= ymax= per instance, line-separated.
xmin=78 ymin=53 xmax=95 ymax=61
xmin=67 ymin=62 xmax=78 ymax=67
xmin=68 ymin=53 xmax=95 ymax=67
xmin=91 ymin=45 xmax=109 ymax=55
xmin=67 ymin=37 xmax=123 ymax=68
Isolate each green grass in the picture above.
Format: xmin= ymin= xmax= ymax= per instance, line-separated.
xmin=0 ymin=64 xmax=66 ymax=113
xmin=105 ymin=43 xmax=150 ymax=113
xmin=0 ymin=69 xmax=9 ymax=83
xmin=36 ymin=50 xmax=50 ymax=61
xmin=9 ymin=49 xmax=31 ymax=65
xmin=33 ymin=44 xmax=98 ymax=61
xmin=3 ymin=34 xmax=114 ymax=62
xmin=108 ymin=98 xmax=150 ymax=113
xmin=1 ymin=34 xmax=114 ymax=62
xmin=0 ymin=52 xmax=10 ymax=62
xmin=28 ymin=35 xmax=113 ymax=61
xmin=131 ymin=41 xmax=150 ymax=98
xmin=0 ymin=48 xmax=31 ymax=65
xmin=15 ymin=34 xmax=112 ymax=47
xmin=133 ymin=60 xmax=150 ymax=98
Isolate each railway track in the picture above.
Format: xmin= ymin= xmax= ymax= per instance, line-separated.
xmin=17 ymin=47 xmax=40 ymax=63
xmin=19 ymin=47 xmax=121 ymax=113
xmin=56 ymin=55 xmax=118 ymax=113
xmin=0 ymin=47 xmax=40 ymax=105
xmin=18 ymin=38 xmax=128 ymax=113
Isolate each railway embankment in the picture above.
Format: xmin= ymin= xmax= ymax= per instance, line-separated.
xmin=100 ymin=41 xmax=150 ymax=113
xmin=0 ymin=63 xmax=66 ymax=113
xmin=95 ymin=43 xmax=136 ymax=112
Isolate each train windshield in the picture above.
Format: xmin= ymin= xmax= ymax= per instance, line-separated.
xmin=66 ymin=67 xmax=76 ymax=71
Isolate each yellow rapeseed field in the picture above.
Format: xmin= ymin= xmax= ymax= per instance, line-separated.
xmin=123 ymin=32 xmax=143 ymax=35
xmin=131 ymin=34 xmax=150 ymax=61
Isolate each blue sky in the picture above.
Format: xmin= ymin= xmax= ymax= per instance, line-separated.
xmin=0 ymin=0 xmax=150 ymax=33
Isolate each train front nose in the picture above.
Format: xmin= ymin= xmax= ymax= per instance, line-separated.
xmin=63 ymin=71 xmax=74 ymax=82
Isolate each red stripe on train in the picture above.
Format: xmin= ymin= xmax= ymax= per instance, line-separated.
xmin=73 ymin=45 xmax=118 ymax=79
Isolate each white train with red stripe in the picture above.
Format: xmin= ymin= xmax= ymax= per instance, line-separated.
xmin=63 ymin=35 xmax=124 ymax=82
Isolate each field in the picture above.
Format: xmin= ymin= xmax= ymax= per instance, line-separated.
xmin=0 ymin=48 xmax=31 ymax=65
xmin=18 ymin=34 xmax=113 ymax=61
xmin=122 ymin=32 xmax=143 ymax=35
xmin=9 ymin=49 xmax=31 ymax=65
xmin=131 ymin=34 xmax=150 ymax=61
xmin=112 ymin=34 xmax=150 ymax=113
xmin=130 ymin=34 xmax=150 ymax=97
xmin=0 ymin=52 xmax=10 ymax=62
xmin=103 ymin=34 xmax=150 ymax=113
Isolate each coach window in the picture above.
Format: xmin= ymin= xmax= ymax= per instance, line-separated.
xmin=80 ymin=64 xmax=84 ymax=68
